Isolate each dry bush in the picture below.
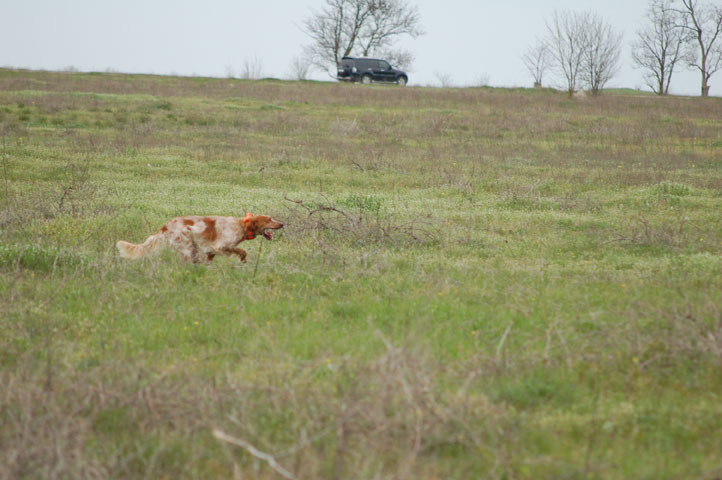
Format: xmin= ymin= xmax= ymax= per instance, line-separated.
xmin=0 ymin=332 xmax=514 ymax=480
xmin=433 ymin=71 xmax=455 ymax=88
xmin=652 ymin=303 xmax=722 ymax=362
xmin=289 ymin=56 xmax=311 ymax=81
xmin=422 ymin=114 xmax=450 ymax=136
xmin=0 ymin=351 xmax=221 ymax=479
xmin=1 ymin=351 xmax=109 ymax=479
xmin=282 ymin=194 xmax=436 ymax=247
xmin=608 ymin=214 xmax=695 ymax=249
xmin=1 ymin=163 xmax=99 ymax=235
xmin=240 ymin=56 xmax=264 ymax=80
xmin=213 ymin=328 xmax=508 ymax=479
xmin=328 ymin=117 xmax=359 ymax=137
xmin=602 ymin=296 xmax=722 ymax=371
xmin=497 ymin=179 xmax=564 ymax=212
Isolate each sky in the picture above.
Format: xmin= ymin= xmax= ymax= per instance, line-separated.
xmin=0 ymin=0 xmax=716 ymax=96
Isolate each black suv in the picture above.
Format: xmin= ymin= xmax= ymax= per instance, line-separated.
xmin=337 ymin=57 xmax=408 ymax=86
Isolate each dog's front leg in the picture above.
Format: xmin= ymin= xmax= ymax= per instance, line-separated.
xmin=218 ymin=246 xmax=247 ymax=263
xmin=230 ymin=247 xmax=247 ymax=262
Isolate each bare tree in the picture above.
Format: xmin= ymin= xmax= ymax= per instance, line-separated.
xmin=473 ymin=72 xmax=491 ymax=87
xmin=303 ymin=0 xmax=369 ymax=72
xmin=632 ymin=0 xmax=686 ymax=95
xmin=375 ymin=48 xmax=415 ymax=70
xmin=358 ymin=0 xmax=423 ymax=56
xmin=675 ymin=0 xmax=722 ymax=97
xmin=521 ymin=39 xmax=551 ymax=88
xmin=289 ymin=56 xmax=311 ymax=81
xmin=240 ymin=55 xmax=263 ymax=80
xmin=303 ymin=0 xmax=423 ymax=76
xmin=433 ymin=70 xmax=454 ymax=87
xmin=581 ymin=12 xmax=623 ymax=94
xmin=545 ymin=10 xmax=622 ymax=96
xmin=546 ymin=10 xmax=588 ymax=96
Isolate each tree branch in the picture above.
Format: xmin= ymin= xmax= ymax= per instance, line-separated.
xmin=212 ymin=429 xmax=296 ymax=480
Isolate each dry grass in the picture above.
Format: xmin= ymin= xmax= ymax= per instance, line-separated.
xmin=1 ymin=68 xmax=722 ymax=479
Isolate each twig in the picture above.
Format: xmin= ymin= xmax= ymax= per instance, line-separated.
xmin=308 ymin=205 xmax=354 ymax=223
xmin=283 ymin=195 xmax=312 ymax=213
xmin=252 ymin=239 xmax=263 ymax=279
xmin=496 ymin=323 xmax=512 ymax=360
xmin=212 ymin=429 xmax=296 ymax=480
xmin=368 ymin=318 xmax=414 ymax=403
xmin=350 ymin=159 xmax=364 ymax=171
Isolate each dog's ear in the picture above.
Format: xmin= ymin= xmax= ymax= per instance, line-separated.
xmin=246 ymin=215 xmax=262 ymax=235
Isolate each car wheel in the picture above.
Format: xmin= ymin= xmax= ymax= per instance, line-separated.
xmin=397 ymin=76 xmax=407 ymax=86
xmin=361 ymin=74 xmax=372 ymax=85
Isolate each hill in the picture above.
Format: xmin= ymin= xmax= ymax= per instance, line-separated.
xmin=1 ymin=69 xmax=722 ymax=479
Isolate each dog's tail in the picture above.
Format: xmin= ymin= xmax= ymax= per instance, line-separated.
xmin=116 ymin=230 xmax=166 ymax=260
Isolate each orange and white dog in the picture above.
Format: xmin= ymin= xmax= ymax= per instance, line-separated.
xmin=116 ymin=213 xmax=284 ymax=265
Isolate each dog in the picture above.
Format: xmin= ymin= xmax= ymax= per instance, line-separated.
xmin=116 ymin=213 xmax=283 ymax=265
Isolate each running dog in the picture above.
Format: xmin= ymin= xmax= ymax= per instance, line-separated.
xmin=116 ymin=213 xmax=283 ymax=265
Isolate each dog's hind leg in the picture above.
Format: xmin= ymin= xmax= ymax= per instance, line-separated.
xmin=167 ymin=229 xmax=199 ymax=263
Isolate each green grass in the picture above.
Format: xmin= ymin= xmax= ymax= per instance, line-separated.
xmin=1 ymin=68 xmax=722 ymax=479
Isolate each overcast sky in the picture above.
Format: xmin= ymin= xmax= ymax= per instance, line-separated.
xmin=0 ymin=0 xmax=716 ymax=96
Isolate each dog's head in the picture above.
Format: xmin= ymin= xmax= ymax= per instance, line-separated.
xmin=244 ymin=214 xmax=284 ymax=240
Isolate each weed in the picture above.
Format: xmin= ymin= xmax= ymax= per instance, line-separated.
xmin=655 ymin=182 xmax=690 ymax=197
xmin=0 ymin=244 xmax=86 ymax=271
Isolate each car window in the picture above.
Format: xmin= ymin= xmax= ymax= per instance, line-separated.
xmin=358 ymin=60 xmax=372 ymax=70
xmin=379 ymin=61 xmax=390 ymax=70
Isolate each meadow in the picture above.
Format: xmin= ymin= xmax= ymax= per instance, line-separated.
xmin=1 ymin=68 xmax=721 ymax=479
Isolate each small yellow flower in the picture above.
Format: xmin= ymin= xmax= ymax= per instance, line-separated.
xmin=193 ymin=321 xmax=199 ymax=326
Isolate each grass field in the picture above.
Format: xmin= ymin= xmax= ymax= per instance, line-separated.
xmin=1 ymin=68 xmax=722 ymax=479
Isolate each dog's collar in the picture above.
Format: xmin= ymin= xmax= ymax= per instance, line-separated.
xmin=243 ymin=213 xmax=255 ymax=240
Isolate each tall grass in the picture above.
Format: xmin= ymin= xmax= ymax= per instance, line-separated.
xmin=1 ymin=68 xmax=722 ymax=479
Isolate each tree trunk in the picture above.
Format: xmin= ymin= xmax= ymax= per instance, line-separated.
xmin=701 ymin=82 xmax=710 ymax=97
